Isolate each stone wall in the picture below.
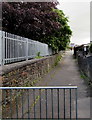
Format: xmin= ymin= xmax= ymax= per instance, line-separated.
xmin=0 ymin=51 xmax=63 ymax=87
xmin=0 ymin=51 xmax=64 ymax=118
xmin=77 ymin=55 xmax=92 ymax=83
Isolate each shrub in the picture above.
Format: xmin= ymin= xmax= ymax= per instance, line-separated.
xmin=89 ymin=44 xmax=92 ymax=53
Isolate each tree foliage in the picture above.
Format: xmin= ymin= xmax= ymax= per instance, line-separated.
xmin=89 ymin=44 xmax=92 ymax=53
xmin=51 ymin=9 xmax=72 ymax=50
xmin=2 ymin=2 xmax=72 ymax=51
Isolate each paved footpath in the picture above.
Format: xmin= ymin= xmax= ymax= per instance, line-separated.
xmin=11 ymin=51 xmax=90 ymax=119
xmin=37 ymin=50 xmax=90 ymax=118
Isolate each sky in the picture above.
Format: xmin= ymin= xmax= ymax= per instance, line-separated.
xmin=57 ymin=0 xmax=90 ymax=45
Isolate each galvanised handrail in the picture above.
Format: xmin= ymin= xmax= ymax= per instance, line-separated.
xmin=0 ymin=86 xmax=77 ymax=89
xmin=0 ymin=86 xmax=78 ymax=119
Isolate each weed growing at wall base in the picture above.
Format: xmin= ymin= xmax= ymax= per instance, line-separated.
xmin=35 ymin=52 xmax=43 ymax=59
xmin=54 ymin=55 xmax=62 ymax=66
xmin=80 ymin=71 xmax=92 ymax=88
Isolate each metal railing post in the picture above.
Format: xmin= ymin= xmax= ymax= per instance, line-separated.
xmin=15 ymin=90 xmax=18 ymax=119
xmin=57 ymin=89 xmax=60 ymax=119
xmin=64 ymin=89 xmax=66 ymax=119
xmin=70 ymin=89 xmax=71 ymax=119
xmin=27 ymin=89 xmax=30 ymax=118
xmin=51 ymin=89 xmax=53 ymax=119
xmin=21 ymin=91 xmax=24 ymax=118
xmin=45 ymin=89 xmax=47 ymax=119
xmin=2 ymin=31 xmax=5 ymax=65
xmin=0 ymin=31 xmax=5 ymax=65
xmin=76 ymin=88 xmax=78 ymax=120
xmin=26 ymin=39 xmax=28 ymax=61
xmin=33 ymin=89 xmax=36 ymax=118
xmin=39 ymin=89 xmax=41 ymax=119
xmin=10 ymin=89 xmax=12 ymax=118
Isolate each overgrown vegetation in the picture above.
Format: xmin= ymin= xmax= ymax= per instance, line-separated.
xmin=54 ymin=55 xmax=62 ymax=66
xmin=80 ymin=71 xmax=92 ymax=88
xmin=89 ymin=44 xmax=92 ymax=53
xmin=2 ymin=2 xmax=72 ymax=51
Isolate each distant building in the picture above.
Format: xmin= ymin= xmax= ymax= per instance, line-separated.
xmin=70 ymin=43 xmax=75 ymax=48
xmin=74 ymin=43 xmax=90 ymax=58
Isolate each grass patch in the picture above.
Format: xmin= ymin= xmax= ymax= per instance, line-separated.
xmin=35 ymin=56 xmax=43 ymax=59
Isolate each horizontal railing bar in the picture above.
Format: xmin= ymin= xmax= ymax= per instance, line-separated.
xmin=3 ymin=37 xmax=27 ymax=42
xmin=0 ymin=86 xmax=77 ymax=89
xmin=4 ymin=56 xmax=27 ymax=61
xmin=4 ymin=55 xmax=44 ymax=61
xmin=28 ymin=55 xmax=36 ymax=58
xmin=28 ymin=42 xmax=37 ymax=44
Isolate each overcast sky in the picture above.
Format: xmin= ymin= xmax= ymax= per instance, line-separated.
xmin=57 ymin=0 xmax=90 ymax=45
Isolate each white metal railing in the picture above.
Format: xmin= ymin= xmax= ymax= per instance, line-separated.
xmin=0 ymin=31 xmax=52 ymax=65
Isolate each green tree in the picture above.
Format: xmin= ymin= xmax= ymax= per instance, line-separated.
xmin=2 ymin=2 xmax=72 ymax=51
xmin=49 ymin=9 xmax=72 ymax=50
